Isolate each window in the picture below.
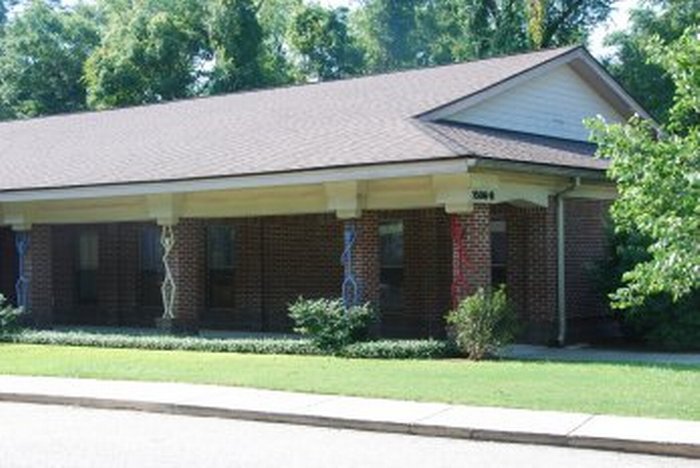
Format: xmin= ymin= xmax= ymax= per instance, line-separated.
xmin=207 ymin=225 xmax=236 ymax=308
xmin=379 ymin=220 xmax=404 ymax=311
xmin=490 ymin=220 xmax=507 ymax=286
xmin=139 ymin=226 xmax=163 ymax=307
xmin=76 ymin=231 xmax=98 ymax=304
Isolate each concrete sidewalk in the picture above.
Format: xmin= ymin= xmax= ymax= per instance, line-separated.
xmin=0 ymin=375 xmax=698 ymax=458
xmin=501 ymin=344 xmax=700 ymax=366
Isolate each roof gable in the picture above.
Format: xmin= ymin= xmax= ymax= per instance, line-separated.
xmin=419 ymin=47 xmax=653 ymax=142
xmin=444 ymin=63 xmax=624 ymax=141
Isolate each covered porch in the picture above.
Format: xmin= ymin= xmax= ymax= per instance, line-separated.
xmin=0 ymin=161 xmax=614 ymax=342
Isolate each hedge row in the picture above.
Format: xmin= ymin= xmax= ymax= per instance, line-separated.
xmin=4 ymin=330 xmax=321 ymax=355
xmin=2 ymin=330 xmax=456 ymax=360
xmin=341 ymin=339 xmax=458 ymax=359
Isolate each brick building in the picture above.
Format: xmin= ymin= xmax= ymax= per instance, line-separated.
xmin=0 ymin=46 xmax=650 ymax=344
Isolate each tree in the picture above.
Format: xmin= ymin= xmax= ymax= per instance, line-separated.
xmin=588 ymin=27 xmax=700 ymax=308
xmin=351 ymin=0 xmax=613 ymax=72
xmin=257 ymin=0 xmax=301 ymax=86
xmin=288 ymin=4 xmax=363 ymax=81
xmin=535 ymin=0 xmax=612 ymax=48
xmin=603 ymin=0 xmax=700 ymax=123
xmin=0 ymin=0 xmax=99 ymax=119
xmin=420 ymin=0 xmax=530 ymax=63
xmin=206 ymin=0 xmax=268 ymax=94
xmin=84 ymin=0 xmax=207 ymax=109
xmin=351 ymin=0 xmax=425 ymax=72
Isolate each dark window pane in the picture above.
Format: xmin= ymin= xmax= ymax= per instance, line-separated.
xmin=76 ymin=232 xmax=98 ymax=304
xmin=77 ymin=232 xmax=98 ymax=270
xmin=490 ymin=221 xmax=507 ymax=286
xmin=207 ymin=225 xmax=235 ymax=270
xmin=380 ymin=267 xmax=403 ymax=311
xmin=140 ymin=227 xmax=163 ymax=272
xmin=140 ymin=271 xmax=162 ymax=307
xmin=207 ymin=225 xmax=235 ymax=308
xmin=492 ymin=266 xmax=507 ymax=287
xmin=380 ymin=220 xmax=404 ymax=311
xmin=208 ymin=270 xmax=235 ymax=308
xmin=76 ymin=270 xmax=98 ymax=304
xmin=380 ymin=221 xmax=403 ymax=267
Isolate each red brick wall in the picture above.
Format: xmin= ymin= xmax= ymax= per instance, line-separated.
xmin=200 ymin=214 xmax=344 ymax=332
xmin=451 ymin=205 xmax=492 ymax=299
xmin=493 ymin=202 xmax=558 ymax=343
xmin=51 ymin=223 xmax=160 ymax=326
xmin=564 ymin=198 xmax=615 ymax=341
xmin=353 ymin=213 xmax=380 ymax=309
xmin=376 ymin=209 xmax=452 ymax=338
xmin=198 ymin=218 xmax=263 ymax=330
xmin=169 ymin=219 xmax=206 ymax=324
xmin=26 ymin=225 xmax=54 ymax=327
xmin=262 ymin=214 xmax=344 ymax=332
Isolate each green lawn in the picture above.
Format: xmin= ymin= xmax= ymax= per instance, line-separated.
xmin=1 ymin=343 xmax=698 ymax=420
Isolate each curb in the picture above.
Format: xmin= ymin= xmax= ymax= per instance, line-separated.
xmin=0 ymin=392 xmax=697 ymax=459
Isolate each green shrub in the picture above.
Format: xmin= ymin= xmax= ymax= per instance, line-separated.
xmin=623 ymin=292 xmax=700 ymax=351
xmin=2 ymin=330 xmax=455 ymax=359
xmin=445 ymin=286 xmax=517 ymax=360
xmin=288 ymin=298 xmax=375 ymax=352
xmin=595 ymin=227 xmax=700 ymax=351
xmin=341 ymin=339 xmax=458 ymax=359
xmin=4 ymin=330 xmax=320 ymax=355
xmin=0 ymin=295 xmax=22 ymax=337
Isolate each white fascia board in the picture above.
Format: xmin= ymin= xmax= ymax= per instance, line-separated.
xmin=572 ymin=50 xmax=655 ymax=122
xmin=0 ymin=159 xmax=471 ymax=203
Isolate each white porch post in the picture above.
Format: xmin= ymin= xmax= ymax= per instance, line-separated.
xmin=160 ymin=224 xmax=176 ymax=320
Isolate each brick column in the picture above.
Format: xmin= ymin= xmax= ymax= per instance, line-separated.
xmin=24 ymin=225 xmax=54 ymax=328
xmin=156 ymin=218 xmax=205 ymax=334
xmin=522 ymin=199 xmax=558 ymax=343
xmin=451 ymin=204 xmax=491 ymax=305
xmin=352 ymin=213 xmax=380 ymax=314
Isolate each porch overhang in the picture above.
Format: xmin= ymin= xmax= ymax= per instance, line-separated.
xmin=0 ymin=157 xmax=615 ymax=229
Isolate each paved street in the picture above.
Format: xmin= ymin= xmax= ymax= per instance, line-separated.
xmin=0 ymin=402 xmax=693 ymax=468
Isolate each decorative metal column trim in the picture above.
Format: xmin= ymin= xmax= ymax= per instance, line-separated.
xmin=15 ymin=231 xmax=29 ymax=310
xmin=450 ymin=215 xmax=470 ymax=307
xmin=341 ymin=220 xmax=359 ymax=309
xmin=160 ymin=225 xmax=176 ymax=319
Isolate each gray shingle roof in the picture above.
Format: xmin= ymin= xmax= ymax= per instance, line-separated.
xmin=0 ymin=46 xmax=603 ymax=192
xmin=419 ymin=121 xmax=606 ymax=170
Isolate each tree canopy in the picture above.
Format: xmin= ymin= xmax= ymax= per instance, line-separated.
xmin=603 ymin=0 xmax=700 ymax=123
xmin=588 ymin=27 xmax=700 ymax=308
xmin=0 ymin=0 xmax=615 ymax=120
xmin=84 ymin=0 xmax=207 ymax=109
xmin=288 ymin=4 xmax=362 ymax=80
xmin=0 ymin=0 xmax=99 ymax=118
